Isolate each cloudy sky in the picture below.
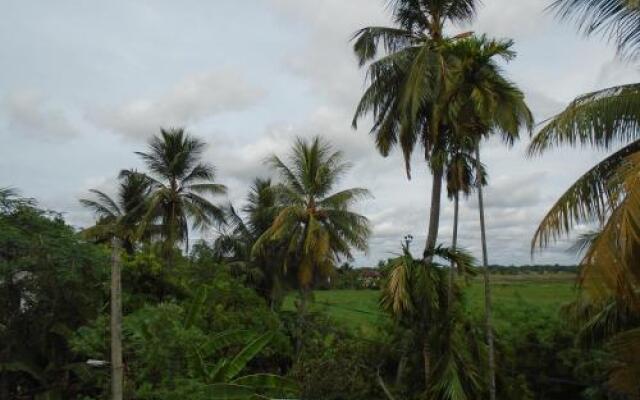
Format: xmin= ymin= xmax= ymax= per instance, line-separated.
xmin=1 ymin=0 xmax=638 ymax=266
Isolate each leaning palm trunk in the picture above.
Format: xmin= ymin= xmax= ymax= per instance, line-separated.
xmin=424 ymin=166 xmax=444 ymax=261
xmin=475 ymin=144 xmax=495 ymax=400
xmin=110 ymin=237 xmax=124 ymax=400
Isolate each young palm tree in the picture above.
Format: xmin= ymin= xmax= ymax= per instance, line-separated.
xmin=215 ymin=178 xmax=285 ymax=309
xmin=80 ymin=170 xmax=151 ymax=400
xmin=253 ymin=136 xmax=371 ymax=349
xmin=529 ymin=1 xmax=640 ymax=395
xmin=352 ymin=0 xmax=478 ymax=259
xmin=381 ymin=240 xmax=482 ymax=396
xmin=135 ymin=128 xmax=227 ymax=259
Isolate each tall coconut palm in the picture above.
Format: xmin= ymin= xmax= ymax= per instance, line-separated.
xmin=529 ymin=1 xmax=640 ymax=395
xmin=215 ymin=178 xmax=285 ymax=309
xmin=135 ymin=128 xmax=227 ymax=259
xmin=80 ymin=170 xmax=151 ymax=400
xmin=352 ymin=0 xmax=478 ymax=259
xmin=444 ymin=35 xmax=533 ymax=400
xmin=253 ymin=136 xmax=371 ymax=349
xmin=381 ymin=240 xmax=482 ymax=396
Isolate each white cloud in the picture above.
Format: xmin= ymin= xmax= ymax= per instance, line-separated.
xmin=91 ymin=69 xmax=265 ymax=139
xmin=1 ymin=1 xmax=630 ymax=267
xmin=271 ymin=0 xmax=389 ymax=107
xmin=477 ymin=172 xmax=546 ymax=209
xmin=467 ymin=0 xmax=554 ymax=40
xmin=595 ymin=58 xmax=640 ymax=88
xmin=3 ymin=90 xmax=80 ymax=141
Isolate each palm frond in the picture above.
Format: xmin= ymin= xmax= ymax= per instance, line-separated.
xmin=352 ymin=26 xmax=416 ymax=66
xmin=607 ymin=327 xmax=640 ymax=396
xmin=577 ymin=153 xmax=640 ymax=304
xmin=532 ymin=140 xmax=640 ymax=249
xmin=86 ymin=189 xmax=122 ymax=217
xmin=529 ymin=83 xmax=640 ymax=154
xmin=550 ymin=0 xmax=640 ymax=58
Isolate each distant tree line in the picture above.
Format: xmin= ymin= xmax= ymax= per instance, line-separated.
xmin=330 ymin=262 xmax=577 ymax=290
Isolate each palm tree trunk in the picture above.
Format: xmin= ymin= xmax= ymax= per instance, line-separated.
xmin=448 ymin=191 xmax=460 ymax=306
xmin=295 ymin=287 xmax=309 ymax=356
xmin=422 ymin=338 xmax=431 ymax=393
xmin=395 ymin=355 xmax=407 ymax=386
xmin=424 ymin=165 xmax=444 ymax=261
xmin=110 ymin=237 xmax=124 ymax=400
xmin=423 ymin=164 xmax=442 ymax=393
xmin=475 ymin=144 xmax=495 ymax=400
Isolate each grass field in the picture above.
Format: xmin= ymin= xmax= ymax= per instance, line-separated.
xmin=283 ymin=273 xmax=577 ymax=336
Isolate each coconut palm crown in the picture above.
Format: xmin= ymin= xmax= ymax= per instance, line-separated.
xmin=215 ymin=178 xmax=285 ymax=308
xmin=253 ymin=136 xmax=371 ymax=292
xmin=135 ymin=128 xmax=227 ymax=252
xmin=80 ymin=169 xmax=151 ymax=254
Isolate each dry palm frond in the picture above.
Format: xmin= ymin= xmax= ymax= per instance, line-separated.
xmin=531 ymin=140 xmax=640 ymax=250
xmin=577 ymin=152 xmax=640 ymax=306
xmin=607 ymin=328 xmax=640 ymax=396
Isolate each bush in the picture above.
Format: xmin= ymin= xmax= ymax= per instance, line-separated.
xmin=72 ymin=265 xmax=292 ymax=399
xmin=285 ymin=311 xmax=391 ymax=400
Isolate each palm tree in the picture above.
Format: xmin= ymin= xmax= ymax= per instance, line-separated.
xmin=352 ymin=0 xmax=478 ymax=259
xmin=80 ymin=170 xmax=151 ymax=400
xmin=443 ymin=35 xmax=533 ymax=400
xmin=215 ymin=178 xmax=285 ymax=309
xmin=253 ymin=136 xmax=371 ymax=350
xmin=529 ymin=1 xmax=640 ymax=395
xmin=528 ymin=88 xmax=640 ymax=305
xmin=445 ymin=138 xmax=485 ymax=304
xmin=0 ymin=187 xmax=32 ymax=212
xmin=80 ymin=170 xmax=151 ymax=254
xmin=135 ymin=128 xmax=227 ymax=259
xmin=381 ymin=239 xmax=482 ymax=396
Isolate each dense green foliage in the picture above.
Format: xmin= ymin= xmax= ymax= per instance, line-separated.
xmin=0 ymin=198 xmax=109 ymax=399
xmin=0 ymin=189 xmax=630 ymax=400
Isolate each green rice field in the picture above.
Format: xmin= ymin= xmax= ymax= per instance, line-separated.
xmin=283 ymin=273 xmax=577 ymax=336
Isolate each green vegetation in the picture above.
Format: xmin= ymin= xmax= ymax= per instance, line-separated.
xmin=283 ymin=275 xmax=576 ymax=336
xmin=3 ymin=0 xmax=640 ymax=399
xmin=0 ymin=160 xmax=624 ymax=400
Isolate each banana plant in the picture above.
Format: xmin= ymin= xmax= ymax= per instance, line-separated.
xmin=183 ymin=288 xmax=298 ymax=399
xmin=190 ymin=330 xmax=298 ymax=399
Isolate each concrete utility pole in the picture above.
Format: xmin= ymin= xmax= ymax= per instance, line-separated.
xmin=110 ymin=237 xmax=123 ymax=400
